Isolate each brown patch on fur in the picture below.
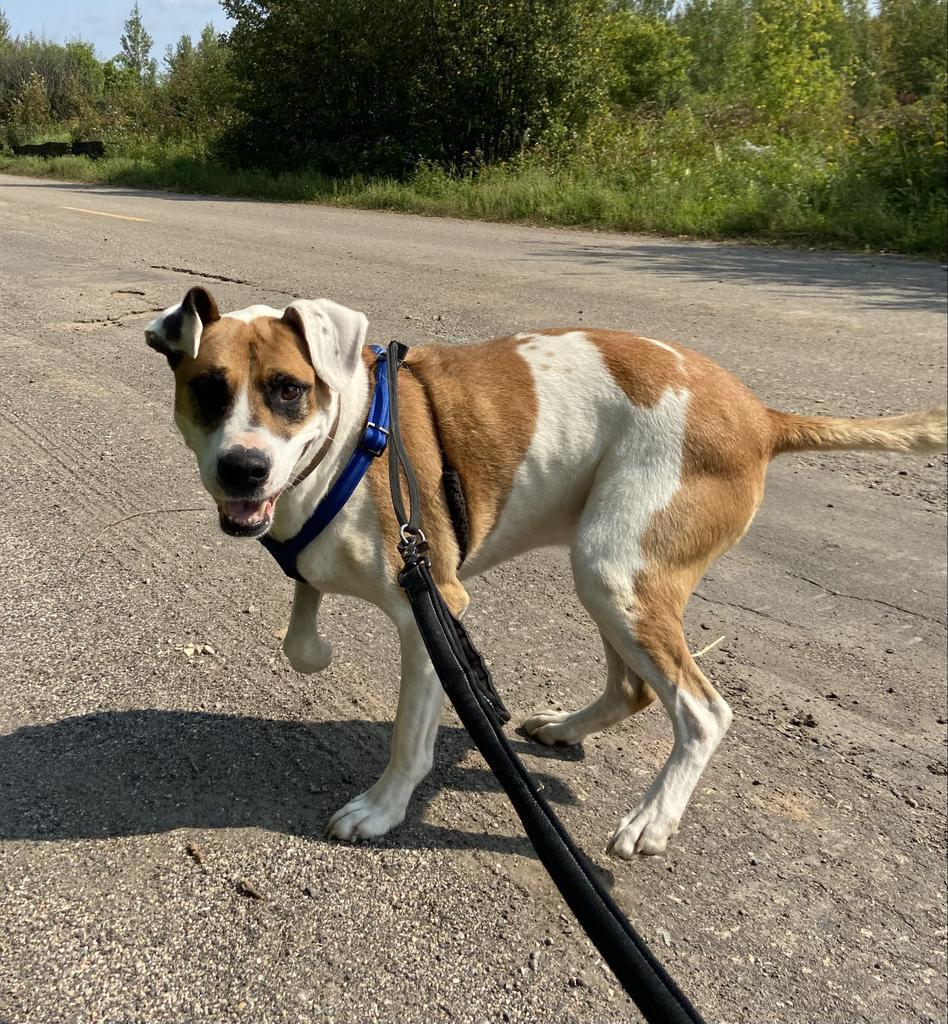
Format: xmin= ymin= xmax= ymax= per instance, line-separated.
xmin=174 ymin=316 xmax=327 ymax=437
xmin=584 ymin=329 xmax=688 ymax=407
xmin=402 ymin=338 xmax=538 ymax=559
xmin=643 ymin=346 xmax=773 ymax=579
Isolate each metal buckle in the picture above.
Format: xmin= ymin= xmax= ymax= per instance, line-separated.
xmin=361 ymin=421 xmax=389 ymax=457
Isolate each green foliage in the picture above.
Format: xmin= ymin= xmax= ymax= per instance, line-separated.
xmin=603 ymin=10 xmax=692 ymax=111
xmin=163 ymin=25 xmax=234 ymax=137
xmin=675 ymin=0 xmax=754 ymax=97
xmin=2 ymin=117 xmax=943 ymax=255
xmin=875 ymin=0 xmax=947 ymax=99
xmin=749 ymin=0 xmax=844 ymax=131
xmin=220 ymin=0 xmax=608 ymax=173
xmin=834 ymin=0 xmax=886 ymax=113
xmin=116 ymin=3 xmax=156 ymax=85
xmin=0 ymin=7 xmax=234 ymax=150
xmin=618 ymin=0 xmax=676 ymax=16
xmin=838 ymin=72 xmax=947 ymax=214
xmin=0 ymin=35 xmax=106 ymax=146
xmin=6 ymin=71 xmax=50 ymax=145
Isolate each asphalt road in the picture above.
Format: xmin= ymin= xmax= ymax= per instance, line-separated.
xmin=0 ymin=173 xmax=945 ymax=1024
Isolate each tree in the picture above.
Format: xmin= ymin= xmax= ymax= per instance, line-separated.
xmin=163 ymin=24 xmax=233 ymax=136
xmin=604 ymin=10 xmax=692 ymax=111
xmin=0 ymin=8 xmax=11 ymax=45
xmin=831 ymin=0 xmax=884 ymax=112
xmin=221 ymin=0 xmax=608 ymax=173
xmin=613 ymin=0 xmax=675 ymax=15
xmin=116 ymin=3 xmax=156 ymax=84
xmin=875 ymin=0 xmax=947 ymax=99
xmin=675 ymin=0 xmax=753 ymax=97
xmin=749 ymin=0 xmax=844 ymax=130
xmin=165 ymin=33 xmax=195 ymax=77
xmin=0 ymin=34 xmax=105 ymax=129
xmin=4 ymin=69 xmax=51 ymax=145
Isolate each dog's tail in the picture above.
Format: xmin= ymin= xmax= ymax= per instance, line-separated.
xmin=768 ymin=406 xmax=947 ymax=457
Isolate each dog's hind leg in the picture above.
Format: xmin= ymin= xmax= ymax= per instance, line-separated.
xmin=282 ymin=581 xmax=333 ymax=673
xmin=564 ymin=423 xmax=763 ymax=855
xmin=603 ymin=588 xmax=732 ymax=858
xmin=567 ymin=468 xmax=741 ymax=856
xmin=574 ymin=550 xmax=732 ymax=857
xmin=523 ymin=632 xmax=655 ymax=745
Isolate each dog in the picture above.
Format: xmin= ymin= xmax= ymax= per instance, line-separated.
xmin=145 ymin=286 xmax=946 ymax=857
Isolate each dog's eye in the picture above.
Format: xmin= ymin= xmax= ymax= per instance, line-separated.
xmin=266 ymin=376 xmax=310 ymax=421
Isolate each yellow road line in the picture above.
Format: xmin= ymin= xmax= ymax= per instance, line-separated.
xmin=59 ymin=206 xmax=151 ymax=223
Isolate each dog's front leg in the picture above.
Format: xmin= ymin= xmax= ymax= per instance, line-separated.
xmin=282 ymin=581 xmax=333 ymax=673
xmin=327 ymin=615 xmax=443 ymax=842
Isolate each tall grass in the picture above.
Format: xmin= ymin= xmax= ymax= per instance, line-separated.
xmin=1 ymin=122 xmax=944 ymax=256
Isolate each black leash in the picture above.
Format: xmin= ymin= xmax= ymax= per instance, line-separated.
xmin=384 ymin=341 xmax=707 ymax=1024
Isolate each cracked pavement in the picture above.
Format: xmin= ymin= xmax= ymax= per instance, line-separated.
xmin=0 ymin=174 xmax=946 ymax=1024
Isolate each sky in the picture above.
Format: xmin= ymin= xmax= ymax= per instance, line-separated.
xmin=2 ymin=0 xmax=234 ymax=61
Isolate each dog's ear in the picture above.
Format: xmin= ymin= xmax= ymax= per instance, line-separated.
xmin=281 ymin=299 xmax=368 ymax=393
xmin=145 ymin=286 xmax=220 ymax=364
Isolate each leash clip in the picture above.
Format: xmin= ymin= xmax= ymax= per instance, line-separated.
xmin=398 ymin=524 xmax=429 ymax=566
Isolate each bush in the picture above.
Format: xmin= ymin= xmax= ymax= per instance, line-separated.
xmin=603 ymin=10 xmax=692 ymax=112
xmin=831 ymin=73 xmax=948 ymax=225
xmin=749 ymin=0 xmax=844 ymax=133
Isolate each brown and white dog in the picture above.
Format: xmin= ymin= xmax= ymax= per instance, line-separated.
xmin=145 ymin=286 xmax=947 ymax=858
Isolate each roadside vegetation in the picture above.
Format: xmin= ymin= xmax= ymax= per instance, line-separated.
xmin=0 ymin=1 xmax=945 ymax=256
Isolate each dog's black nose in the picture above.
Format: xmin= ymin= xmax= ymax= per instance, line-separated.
xmin=217 ymin=447 xmax=271 ymax=492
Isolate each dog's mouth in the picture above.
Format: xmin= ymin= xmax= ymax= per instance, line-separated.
xmin=217 ymin=496 xmax=279 ymax=538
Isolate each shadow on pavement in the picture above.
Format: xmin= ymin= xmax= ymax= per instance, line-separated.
xmin=523 ymin=240 xmax=947 ymax=314
xmin=0 ymin=710 xmax=584 ymax=857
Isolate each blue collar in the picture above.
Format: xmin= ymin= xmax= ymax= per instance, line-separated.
xmin=259 ymin=346 xmax=390 ymax=581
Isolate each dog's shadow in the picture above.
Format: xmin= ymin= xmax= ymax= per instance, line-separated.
xmin=0 ymin=710 xmax=585 ymax=857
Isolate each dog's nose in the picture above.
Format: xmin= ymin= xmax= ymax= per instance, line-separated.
xmin=217 ymin=447 xmax=271 ymax=492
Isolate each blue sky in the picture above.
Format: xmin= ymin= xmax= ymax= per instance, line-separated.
xmin=3 ymin=0 xmax=233 ymax=61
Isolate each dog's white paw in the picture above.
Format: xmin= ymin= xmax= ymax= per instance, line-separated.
xmin=606 ymin=802 xmax=679 ymax=859
xmin=522 ymin=709 xmax=583 ymax=746
xmin=326 ymin=788 xmax=407 ymax=843
xmin=282 ymin=631 xmax=332 ymax=674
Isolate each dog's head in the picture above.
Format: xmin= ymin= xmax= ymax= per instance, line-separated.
xmin=145 ymin=286 xmax=367 ymax=537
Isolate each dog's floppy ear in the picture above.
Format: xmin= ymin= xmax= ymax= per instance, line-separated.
xmin=145 ymin=286 xmax=220 ymax=363
xmin=281 ymin=299 xmax=368 ymax=393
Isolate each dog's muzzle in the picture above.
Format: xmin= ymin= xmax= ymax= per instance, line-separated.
xmin=216 ymin=447 xmax=277 ymax=537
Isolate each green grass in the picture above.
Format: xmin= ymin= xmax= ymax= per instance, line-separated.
xmin=1 ymin=138 xmax=944 ymax=257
